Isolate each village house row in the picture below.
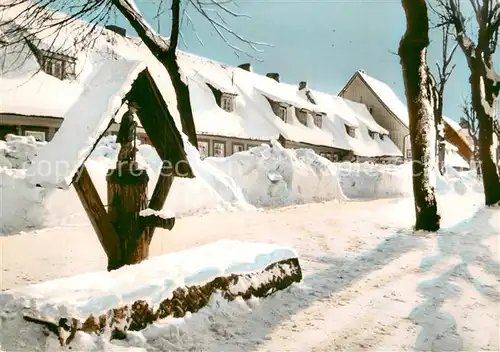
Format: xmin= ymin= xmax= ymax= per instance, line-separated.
xmin=0 ymin=22 xmax=475 ymax=169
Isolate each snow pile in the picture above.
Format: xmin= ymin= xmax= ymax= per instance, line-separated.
xmin=208 ymin=140 xmax=347 ymax=207
xmin=0 ymin=168 xmax=46 ymax=234
xmin=0 ymin=135 xmax=253 ymax=234
xmin=0 ymin=135 xmax=46 ymax=169
xmin=338 ymin=162 xmax=413 ymax=199
xmin=0 ymin=136 xmax=483 ymax=235
xmin=339 ymin=161 xmax=482 ymax=200
xmin=4 ymin=241 xmax=297 ymax=321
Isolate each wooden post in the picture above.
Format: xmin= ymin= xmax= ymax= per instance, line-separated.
xmin=106 ymin=167 xmax=152 ymax=268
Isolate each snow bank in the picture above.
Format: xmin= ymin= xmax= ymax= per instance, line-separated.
xmin=0 ymin=135 xmax=46 ymax=169
xmin=338 ymin=162 xmax=413 ymax=199
xmin=0 ymin=136 xmax=483 ymax=235
xmin=5 ymin=240 xmax=297 ymax=320
xmin=208 ymin=140 xmax=347 ymax=207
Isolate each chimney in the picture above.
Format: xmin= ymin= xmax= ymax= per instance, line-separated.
xmin=298 ymin=81 xmax=308 ymax=90
xmin=105 ymin=25 xmax=127 ymax=37
xmin=266 ymin=72 xmax=280 ymax=82
xmin=238 ymin=63 xmax=252 ymax=72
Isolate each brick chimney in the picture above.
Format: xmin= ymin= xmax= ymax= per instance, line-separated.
xmin=238 ymin=63 xmax=252 ymax=72
xmin=105 ymin=25 xmax=127 ymax=37
xmin=266 ymin=73 xmax=280 ymax=82
xmin=298 ymin=81 xmax=308 ymax=90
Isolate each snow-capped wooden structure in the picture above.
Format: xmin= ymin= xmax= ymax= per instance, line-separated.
xmin=18 ymin=241 xmax=302 ymax=347
xmin=22 ymin=60 xmax=303 ymax=346
xmin=26 ymin=60 xmax=193 ymax=270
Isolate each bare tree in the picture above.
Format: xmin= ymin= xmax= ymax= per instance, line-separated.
xmin=428 ymin=21 xmax=458 ymax=175
xmin=399 ymin=0 xmax=441 ymax=231
xmin=460 ymin=98 xmax=481 ymax=176
xmin=437 ymin=0 xmax=500 ymax=206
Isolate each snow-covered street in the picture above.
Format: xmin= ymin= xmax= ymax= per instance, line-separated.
xmin=1 ymin=191 xmax=498 ymax=351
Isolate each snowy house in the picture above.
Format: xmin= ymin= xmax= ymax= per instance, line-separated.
xmin=0 ymin=5 xmax=401 ymax=163
xmin=0 ymin=18 xmax=147 ymax=143
xmin=338 ymin=70 xmax=473 ymax=165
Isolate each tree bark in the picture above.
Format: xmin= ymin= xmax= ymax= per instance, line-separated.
xmin=112 ymin=0 xmax=198 ymax=148
xmin=106 ymin=168 xmax=152 ymax=269
xmin=434 ymin=95 xmax=446 ymax=175
xmin=399 ymin=0 xmax=440 ymax=231
xmin=469 ymin=67 xmax=500 ymax=205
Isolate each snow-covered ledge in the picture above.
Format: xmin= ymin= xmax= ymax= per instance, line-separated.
xmin=139 ymin=208 xmax=176 ymax=230
xmin=6 ymin=241 xmax=302 ymax=346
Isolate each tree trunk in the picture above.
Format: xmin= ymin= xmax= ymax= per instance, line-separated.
xmin=112 ymin=0 xmax=198 ymax=148
xmin=438 ymin=140 xmax=446 ymax=174
xmin=469 ymin=69 xmax=500 ymax=205
xmin=435 ymin=104 xmax=446 ymax=175
xmin=161 ymin=49 xmax=198 ymax=147
xmin=106 ymin=168 xmax=152 ymax=270
xmin=399 ymin=0 xmax=440 ymax=231
xmin=472 ymin=142 xmax=481 ymax=177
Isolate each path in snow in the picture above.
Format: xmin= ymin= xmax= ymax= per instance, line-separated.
xmin=1 ymin=193 xmax=498 ymax=351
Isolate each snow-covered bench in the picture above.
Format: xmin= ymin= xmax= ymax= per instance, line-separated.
xmin=9 ymin=240 xmax=302 ymax=346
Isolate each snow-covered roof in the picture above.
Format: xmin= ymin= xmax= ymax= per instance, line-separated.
xmin=249 ymin=73 xmax=325 ymax=114
xmin=181 ymin=54 xmax=238 ymax=95
xmin=446 ymin=147 xmax=470 ymax=169
xmin=357 ymin=71 xmax=410 ymax=128
xmin=443 ymin=116 xmax=461 ymax=132
xmin=310 ymin=91 xmax=401 ymax=157
xmin=0 ymin=4 xmax=399 ymax=158
xmin=25 ymin=60 xmax=147 ymax=189
xmin=343 ymin=99 xmax=388 ymax=134
xmin=0 ymin=43 xmax=82 ymax=117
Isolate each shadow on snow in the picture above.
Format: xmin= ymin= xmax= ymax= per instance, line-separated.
xmin=409 ymin=207 xmax=500 ymax=351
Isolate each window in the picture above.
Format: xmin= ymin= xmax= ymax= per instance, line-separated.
xmin=278 ymin=106 xmax=287 ymax=122
xmin=54 ymin=60 xmax=62 ymax=78
xmin=44 ymin=59 xmax=53 ymax=75
xmin=380 ymin=134 xmax=385 ymax=140
xmin=369 ymin=107 xmax=374 ymax=114
xmin=333 ymin=154 xmax=340 ymax=162
xmin=221 ymin=94 xmax=235 ymax=112
xmin=313 ymin=113 xmax=323 ymax=128
xmin=345 ymin=124 xmax=356 ymax=138
xmin=232 ymin=143 xmax=245 ymax=154
xmin=325 ymin=153 xmax=332 ymax=161
xmin=213 ymin=141 xmax=226 ymax=157
xmin=406 ymin=149 xmax=412 ymax=159
xmin=198 ymin=141 xmax=209 ymax=159
xmin=24 ymin=130 xmax=46 ymax=142
xmin=39 ymin=51 xmax=76 ymax=80
xmin=296 ymin=109 xmax=308 ymax=126
xmin=368 ymin=130 xmax=376 ymax=139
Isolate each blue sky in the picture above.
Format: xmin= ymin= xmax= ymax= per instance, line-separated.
xmin=114 ymin=0 xmax=475 ymax=122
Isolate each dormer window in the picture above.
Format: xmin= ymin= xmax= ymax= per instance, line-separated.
xmin=295 ymin=108 xmax=308 ymax=126
xmin=39 ymin=50 xmax=76 ymax=80
xmin=345 ymin=124 xmax=356 ymax=138
xmin=278 ymin=105 xmax=288 ymax=122
xmin=380 ymin=134 xmax=385 ymax=140
xmin=313 ymin=113 xmax=324 ymax=128
xmin=368 ymin=130 xmax=376 ymax=139
xmin=206 ymin=83 xmax=237 ymax=113
xmin=221 ymin=94 xmax=235 ymax=112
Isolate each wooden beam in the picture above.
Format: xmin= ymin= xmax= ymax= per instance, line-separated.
xmin=73 ymin=166 xmax=121 ymax=269
xmin=126 ymin=70 xmax=193 ymax=178
xmin=140 ymin=214 xmax=175 ymax=230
